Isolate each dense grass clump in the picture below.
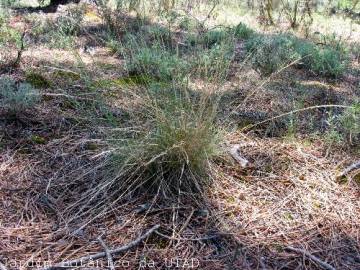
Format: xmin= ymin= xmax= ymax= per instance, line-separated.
xmin=0 ymin=77 xmax=39 ymax=114
xmin=108 ymin=86 xmax=221 ymax=200
xmin=203 ymin=28 xmax=231 ymax=48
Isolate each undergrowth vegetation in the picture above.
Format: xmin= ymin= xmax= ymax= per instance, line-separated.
xmin=246 ymin=32 xmax=350 ymax=77
xmin=0 ymin=76 xmax=39 ymax=115
xmin=31 ymin=4 xmax=85 ymax=48
xmin=246 ymin=34 xmax=300 ymax=76
xmin=0 ymin=1 xmax=360 ymax=268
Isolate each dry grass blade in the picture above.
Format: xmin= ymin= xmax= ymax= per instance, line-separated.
xmin=42 ymin=224 xmax=160 ymax=270
xmin=337 ymin=160 xmax=360 ymax=180
xmin=286 ymin=246 xmax=336 ymax=270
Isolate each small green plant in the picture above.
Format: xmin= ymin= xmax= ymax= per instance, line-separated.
xmin=178 ymin=16 xmax=198 ymax=31
xmin=233 ymin=22 xmax=254 ymax=39
xmin=203 ymin=28 xmax=231 ymax=48
xmin=324 ymin=112 xmax=345 ymax=145
xmin=340 ymin=103 xmax=360 ymax=143
xmin=0 ymin=6 xmax=9 ymax=27
xmin=26 ymin=72 xmax=51 ymax=88
xmin=193 ymin=42 xmax=234 ymax=80
xmin=246 ymin=34 xmax=300 ymax=76
xmin=32 ymin=5 xmax=85 ymax=49
xmin=131 ymin=24 xmax=173 ymax=48
xmin=295 ymin=39 xmax=349 ymax=78
xmin=0 ymin=77 xmax=40 ymax=115
xmin=125 ymin=44 xmax=189 ymax=81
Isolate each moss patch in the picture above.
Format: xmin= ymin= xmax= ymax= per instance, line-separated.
xmin=25 ymin=72 xmax=51 ymax=89
xmin=53 ymin=70 xmax=81 ymax=82
xmin=30 ymin=135 xmax=46 ymax=144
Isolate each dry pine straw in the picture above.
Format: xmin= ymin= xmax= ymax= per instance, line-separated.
xmin=0 ymin=6 xmax=359 ymax=270
xmin=210 ymin=132 xmax=360 ymax=268
xmin=0 ymin=129 xmax=359 ymax=269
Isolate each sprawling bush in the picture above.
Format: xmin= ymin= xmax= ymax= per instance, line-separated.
xmin=246 ymin=34 xmax=300 ymax=76
xmin=193 ymin=42 xmax=234 ymax=79
xmin=31 ymin=5 xmax=85 ymax=48
xmin=233 ymin=22 xmax=254 ymax=39
xmin=0 ymin=77 xmax=39 ymax=114
xmin=125 ymin=44 xmax=189 ymax=81
xmin=245 ymin=32 xmax=349 ymax=78
xmin=295 ymin=41 xmax=349 ymax=78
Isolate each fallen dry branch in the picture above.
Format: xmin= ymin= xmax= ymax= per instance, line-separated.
xmin=228 ymin=144 xmax=249 ymax=168
xmin=97 ymin=236 xmax=115 ymax=270
xmin=155 ymin=231 xmax=220 ymax=242
xmin=337 ymin=160 xmax=360 ymax=180
xmin=42 ymin=93 xmax=95 ymax=101
xmin=286 ymin=246 xmax=336 ymax=270
xmin=42 ymin=224 xmax=160 ymax=270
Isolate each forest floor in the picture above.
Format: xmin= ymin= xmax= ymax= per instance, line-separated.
xmin=0 ymin=1 xmax=360 ymax=270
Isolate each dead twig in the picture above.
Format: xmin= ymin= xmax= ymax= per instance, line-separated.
xmin=155 ymin=231 xmax=220 ymax=242
xmin=336 ymin=160 xmax=360 ymax=180
xmin=229 ymin=144 xmax=249 ymax=168
xmin=286 ymin=246 xmax=336 ymax=270
xmin=240 ymin=104 xmax=351 ymax=132
xmin=42 ymin=224 xmax=160 ymax=270
xmin=12 ymin=29 xmax=26 ymax=68
xmin=97 ymin=236 xmax=115 ymax=270
xmin=41 ymin=93 xmax=95 ymax=101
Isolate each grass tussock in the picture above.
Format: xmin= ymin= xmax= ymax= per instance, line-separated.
xmin=109 ymin=86 xmax=221 ymax=199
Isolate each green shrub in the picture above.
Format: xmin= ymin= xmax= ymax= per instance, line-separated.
xmin=295 ymin=41 xmax=349 ymax=78
xmin=0 ymin=23 xmax=21 ymax=48
xmin=193 ymin=42 xmax=234 ymax=79
xmin=246 ymin=34 xmax=300 ymax=76
xmin=233 ymin=22 xmax=254 ymax=39
xmin=32 ymin=5 xmax=85 ymax=48
xmin=340 ymin=103 xmax=360 ymax=142
xmin=0 ymin=77 xmax=40 ymax=114
xmin=311 ymin=47 xmax=348 ymax=78
xmin=178 ymin=16 xmax=198 ymax=31
xmin=203 ymin=28 xmax=231 ymax=48
xmin=125 ymin=45 xmax=189 ymax=81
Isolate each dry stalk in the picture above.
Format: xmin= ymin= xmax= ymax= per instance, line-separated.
xmin=42 ymin=224 xmax=160 ymax=270
xmin=286 ymin=246 xmax=336 ymax=270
